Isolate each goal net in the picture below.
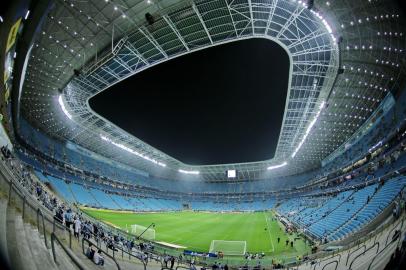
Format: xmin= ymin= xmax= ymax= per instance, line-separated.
xmin=130 ymin=224 xmax=155 ymax=241
xmin=209 ymin=240 xmax=247 ymax=255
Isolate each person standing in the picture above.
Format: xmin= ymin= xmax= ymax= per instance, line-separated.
xmin=170 ymin=256 xmax=175 ymax=269
xmin=74 ymin=217 xmax=81 ymax=239
xmin=64 ymin=209 xmax=72 ymax=229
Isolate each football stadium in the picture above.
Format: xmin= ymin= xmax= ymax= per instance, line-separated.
xmin=1 ymin=0 xmax=406 ymax=269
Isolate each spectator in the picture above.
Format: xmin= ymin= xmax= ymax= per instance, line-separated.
xmin=164 ymin=254 xmax=170 ymax=267
xmin=64 ymin=209 xmax=73 ymax=229
xmin=55 ymin=207 xmax=63 ymax=223
xmin=93 ymin=250 xmax=104 ymax=266
xmin=86 ymin=244 xmax=95 ymax=260
xmin=74 ymin=217 xmax=81 ymax=239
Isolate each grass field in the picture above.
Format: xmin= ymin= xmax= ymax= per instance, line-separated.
xmin=82 ymin=208 xmax=310 ymax=259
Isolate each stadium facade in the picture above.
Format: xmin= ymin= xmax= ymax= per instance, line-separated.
xmin=1 ymin=0 xmax=406 ymax=269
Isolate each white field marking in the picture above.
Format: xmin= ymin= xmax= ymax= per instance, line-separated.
xmin=264 ymin=212 xmax=275 ymax=252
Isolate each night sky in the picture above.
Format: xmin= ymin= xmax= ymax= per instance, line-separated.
xmin=90 ymin=38 xmax=289 ymax=165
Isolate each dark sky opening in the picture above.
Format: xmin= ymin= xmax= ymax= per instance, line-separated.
xmin=89 ymin=38 xmax=289 ymax=165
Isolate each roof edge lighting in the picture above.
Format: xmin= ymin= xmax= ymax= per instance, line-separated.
xmin=58 ymin=95 xmax=72 ymax=119
xmin=310 ymin=9 xmax=336 ymax=42
xmin=100 ymin=135 xmax=166 ymax=167
xmin=291 ymin=101 xmax=325 ymax=158
xmin=178 ymin=169 xmax=200 ymax=175
xmin=267 ymin=161 xmax=288 ymax=170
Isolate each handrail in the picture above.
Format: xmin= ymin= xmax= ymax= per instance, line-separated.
xmin=51 ymin=232 xmax=87 ymax=270
xmin=348 ymin=242 xmax=380 ymax=270
xmin=36 ymin=209 xmax=48 ymax=248
xmin=7 ymin=173 xmax=51 ymax=251
xmin=2 ymin=157 xmax=146 ymax=270
xmin=346 ymin=244 xmax=366 ymax=265
xmin=94 ymin=232 xmax=149 ymax=270
xmin=80 ymin=209 xmax=178 ymax=254
xmin=0 ymin=160 xmax=76 ymax=263
xmin=176 ymin=266 xmax=193 ymax=270
xmin=1 ymin=156 xmax=405 ymax=269
xmin=313 ymin=252 xmax=341 ymax=270
xmin=385 ymin=217 xmax=403 ymax=245
xmin=321 ymin=260 xmax=338 ymax=270
xmin=308 ymin=204 xmax=405 ymax=263
xmin=53 ymin=216 xmax=72 ymax=248
xmin=81 ymin=237 xmax=121 ymax=270
xmin=367 ymin=232 xmax=402 ymax=270
xmin=5 ymin=164 xmax=71 ymax=250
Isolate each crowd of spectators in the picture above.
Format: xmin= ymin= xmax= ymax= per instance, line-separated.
xmin=1 ymin=146 xmax=169 ymax=268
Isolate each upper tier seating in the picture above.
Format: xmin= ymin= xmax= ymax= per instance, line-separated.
xmin=278 ymin=177 xmax=406 ymax=242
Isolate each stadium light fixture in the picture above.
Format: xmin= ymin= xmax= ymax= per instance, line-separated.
xmin=267 ymin=161 xmax=287 ymax=170
xmin=368 ymin=140 xmax=382 ymax=153
xmin=178 ymin=169 xmax=200 ymax=175
xmin=58 ymin=95 xmax=72 ymax=119
xmin=24 ymin=10 xmax=30 ymax=20
xmin=310 ymin=9 xmax=336 ymax=42
xmin=291 ymin=101 xmax=325 ymax=158
xmin=100 ymin=135 xmax=166 ymax=167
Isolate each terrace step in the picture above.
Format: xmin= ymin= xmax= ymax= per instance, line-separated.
xmin=24 ymin=223 xmax=57 ymax=270
xmin=7 ymin=207 xmax=37 ymax=270
xmin=0 ymin=198 xmax=10 ymax=268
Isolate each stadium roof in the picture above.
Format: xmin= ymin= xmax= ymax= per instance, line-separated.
xmin=20 ymin=0 xmax=406 ymax=181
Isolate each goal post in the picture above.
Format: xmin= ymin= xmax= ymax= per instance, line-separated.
xmin=209 ymin=240 xmax=247 ymax=255
xmin=130 ymin=224 xmax=155 ymax=241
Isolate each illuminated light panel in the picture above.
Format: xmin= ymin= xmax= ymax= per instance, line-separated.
xmin=58 ymin=95 xmax=72 ymax=119
xmin=368 ymin=140 xmax=382 ymax=153
xmin=291 ymin=101 xmax=326 ymax=158
xmin=24 ymin=10 xmax=30 ymax=20
xmin=100 ymin=135 xmax=166 ymax=167
xmin=227 ymin=169 xmax=236 ymax=178
xmin=267 ymin=161 xmax=287 ymax=170
xmin=178 ymin=169 xmax=200 ymax=175
xmin=310 ymin=9 xmax=337 ymax=42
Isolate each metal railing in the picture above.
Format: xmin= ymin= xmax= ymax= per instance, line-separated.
xmin=81 ymin=237 xmax=121 ymax=270
xmin=2 ymin=155 xmax=406 ymax=270
xmin=346 ymin=244 xmax=366 ymax=266
xmin=51 ymin=232 xmax=87 ymax=269
xmin=0 ymin=159 xmax=79 ymax=268
xmin=385 ymin=217 xmax=404 ymax=246
xmin=313 ymin=253 xmax=341 ymax=270
xmin=36 ymin=208 xmax=48 ymax=248
xmin=321 ymin=260 xmax=338 ymax=270
xmin=367 ymin=232 xmax=402 ymax=270
xmin=348 ymin=242 xmax=380 ymax=270
xmin=84 ymin=228 xmax=149 ymax=267
xmin=53 ymin=216 xmax=72 ymax=248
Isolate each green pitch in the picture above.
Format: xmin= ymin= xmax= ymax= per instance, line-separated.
xmin=82 ymin=208 xmax=310 ymax=259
